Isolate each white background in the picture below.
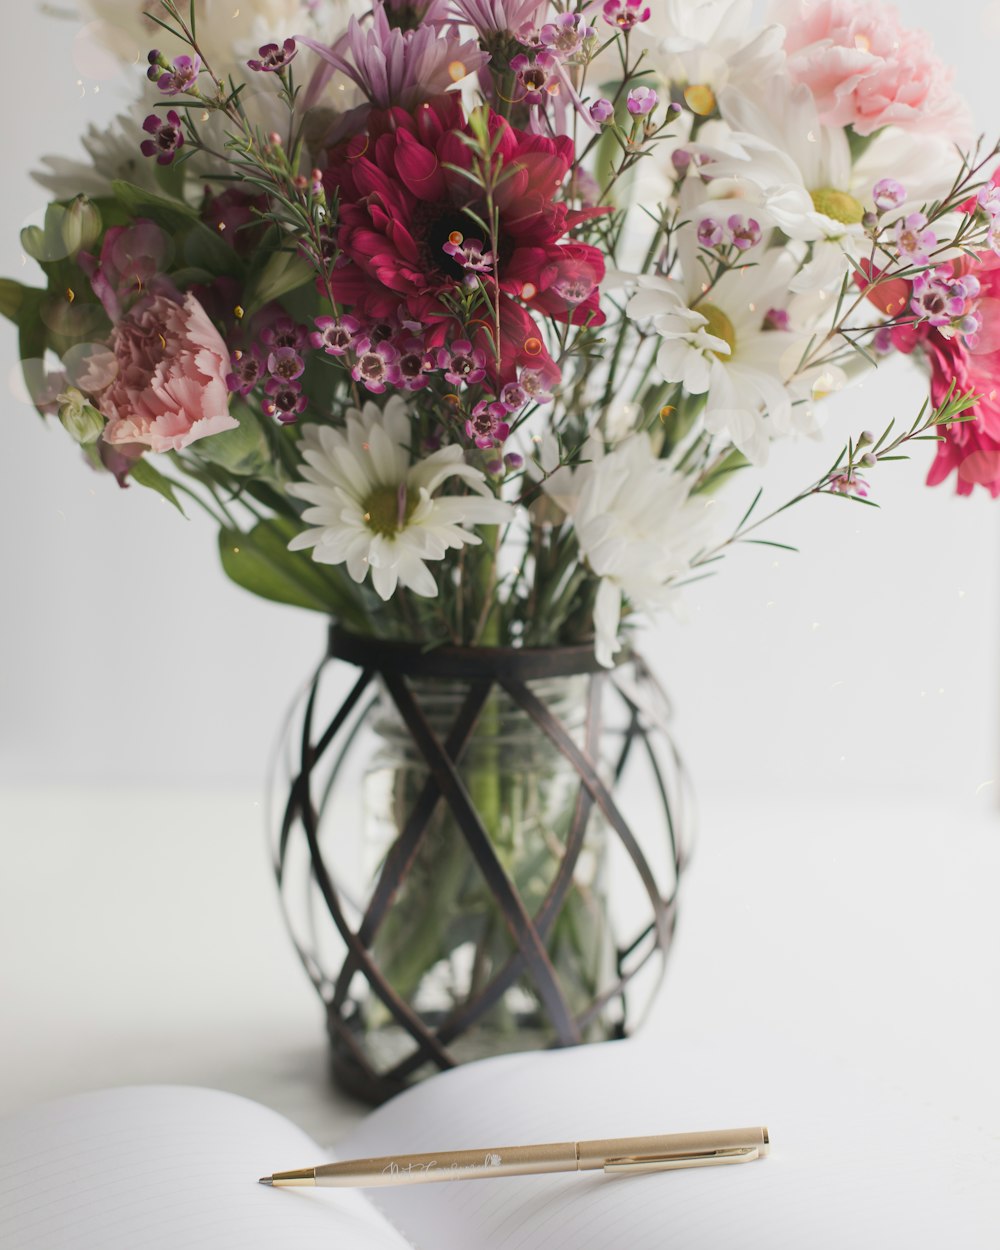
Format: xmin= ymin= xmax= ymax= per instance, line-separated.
xmin=2 ymin=0 xmax=1000 ymax=811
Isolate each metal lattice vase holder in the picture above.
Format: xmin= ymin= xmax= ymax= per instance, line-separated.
xmin=272 ymin=626 xmax=692 ymax=1105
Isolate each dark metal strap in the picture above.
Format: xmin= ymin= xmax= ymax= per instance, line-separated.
xmin=498 ymin=675 xmax=673 ymax=955
xmin=382 ymin=670 xmax=583 ymax=1048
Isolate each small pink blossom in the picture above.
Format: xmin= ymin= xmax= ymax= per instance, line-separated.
xmin=872 ymin=179 xmax=906 ymax=212
xmin=97 ymin=293 xmax=237 ymax=453
xmin=589 ymin=97 xmax=615 ymax=125
xmin=894 ymin=213 xmax=936 ymax=267
xmin=626 ymin=86 xmax=657 ymax=117
xmin=727 ymin=214 xmax=762 ymax=251
xmin=774 ymin=0 xmax=971 ymax=142
xmin=602 ymin=0 xmax=650 ymax=31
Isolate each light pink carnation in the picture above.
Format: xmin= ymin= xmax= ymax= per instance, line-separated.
xmin=774 ymin=0 xmax=971 ymax=142
xmin=97 ymin=292 xmax=237 ymax=453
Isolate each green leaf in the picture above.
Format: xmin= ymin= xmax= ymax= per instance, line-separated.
xmin=218 ymin=516 xmax=370 ymax=628
xmin=109 ymin=180 xmax=243 ymax=278
xmin=0 ymin=279 xmax=39 ymax=325
xmin=191 ymin=404 xmax=271 ymax=476
xmin=129 ymin=457 xmax=187 ymax=515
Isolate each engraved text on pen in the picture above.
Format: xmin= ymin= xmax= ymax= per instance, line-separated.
xmin=382 ymin=1153 xmax=503 ymax=1176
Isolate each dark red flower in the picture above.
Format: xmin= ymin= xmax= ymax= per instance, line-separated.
xmin=321 ymin=95 xmax=607 ymax=385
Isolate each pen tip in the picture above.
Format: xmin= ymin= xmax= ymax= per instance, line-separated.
xmin=258 ymin=1177 xmax=273 ymax=1186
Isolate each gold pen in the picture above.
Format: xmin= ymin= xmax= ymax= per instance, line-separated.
xmin=259 ymin=1126 xmax=769 ymax=1189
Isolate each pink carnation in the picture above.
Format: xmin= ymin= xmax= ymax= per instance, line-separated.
xmin=96 ymin=292 xmax=238 ymax=453
xmin=775 ymin=0 xmax=971 ymax=142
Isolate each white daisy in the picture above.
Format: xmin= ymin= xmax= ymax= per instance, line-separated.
xmin=648 ymin=0 xmax=786 ymax=110
xmin=701 ymin=80 xmax=961 ymax=291
xmin=543 ymin=435 xmax=715 ymax=668
xmin=287 ymin=399 xmax=514 ymax=601
xmin=625 ymin=224 xmax=802 ymax=465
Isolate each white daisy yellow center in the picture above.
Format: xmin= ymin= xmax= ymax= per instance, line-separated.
xmin=698 ymin=303 xmax=737 ymax=358
xmin=810 ymin=187 xmax=865 ymax=225
xmin=362 ymin=485 xmax=416 ymax=537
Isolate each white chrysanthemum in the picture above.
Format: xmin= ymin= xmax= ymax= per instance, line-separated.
xmin=287 ymin=399 xmax=514 ymax=601
xmin=33 ymin=114 xmax=162 ymax=200
xmin=625 ymin=230 xmax=803 ymax=466
xmin=649 ymin=0 xmax=786 ymax=106
xmin=701 ymin=80 xmax=960 ymax=291
xmin=543 ymin=435 xmax=715 ymax=668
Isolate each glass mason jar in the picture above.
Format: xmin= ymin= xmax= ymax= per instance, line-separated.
xmin=271 ymin=629 xmax=689 ymax=1105
xmin=356 ymin=674 xmax=617 ymax=1075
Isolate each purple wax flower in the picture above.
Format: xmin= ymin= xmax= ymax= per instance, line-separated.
xmin=626 ymin=86 xmax=657 ymax=116
xmin=395 ymin=337 xmax=435 ymax=390
xmin=261 ymin=315 xmax=309 ymax=353
xmin=248 ymin=38 xmax=298 ymax=73
xmin=539 ymin=12 xmax=594 ymax=55
xmin=589 ymin=97 xmax=614 ymax=125
xmin=226 ymin=348 xmax=264 ymax=396
xmin=894 ymin=212 xmax=936 ymax=266
xmin=602 ymin=0 xmax=651 ymax=31
xmin=266 ymin=345 xmax=306 ymax=381
xmin=310 ymin=315 xmax=362 ymax=356
xmin=351 ymin=339 xmax=401 ymax=394
xmin=727 ymin=214 xmax=762 ymax=251
xmin=872 ymin=178 xmax=907 ymax=211
xmin=147 ymin=53 xmax=201 ymax=96
xmin=140 ymin=111 xmax=185 ymax=165
xmin=442 ymin=235 xmax=496 ymax=272
xmin=437 ymin=340 xmax=487 ymax=387
xmin=262 ymin=377 xmax=307 ymax=423
xmin=697 ymin=218 xmax=724 ymax=248
xmin=466 ymin=399 xmax=510 ymax=449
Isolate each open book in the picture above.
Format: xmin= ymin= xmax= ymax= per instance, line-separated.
xmin=2 ymin=1035 xmax=997 ymax=1249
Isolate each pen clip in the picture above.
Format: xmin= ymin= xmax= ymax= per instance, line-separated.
xmin=603 ymin=1146 xmax=760 ymax=1175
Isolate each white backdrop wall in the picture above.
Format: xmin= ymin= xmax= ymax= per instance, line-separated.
xmin=2 ymin=1 xmax=999 ymax=806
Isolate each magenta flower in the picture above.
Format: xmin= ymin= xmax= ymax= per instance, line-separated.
xmin=764 ymin=308 xmax=791 ymax=332
xmin=894 ymin=213 xmax=936 ymax=267
xmin=442 ymin=235 xmax=496 ymax=274
xmin=910 ymin=269 xmax=980 ymax=328
xmin=872 ymin=179 xmax=907 ymax=212
xmin=396 ymin=337 xmax=436 ymax=390
xmin=146 ymin=51 xmax=201 ymax=96
xmin=351 ymin=338 xmax=401 ymax=393
xmin=626 ymin=86 xmax=657 ymax=116
xmin=727 ymin=214 xmax=762 ymax=251
xmin=602 ymin=0 xmax=650 ymax=31
xmin=697 ymin=218 xmax=724 ymax=248
xmin=248 ymin=38 xmax=297 ymax=73
xmin=140 ymin=111 xmax=184 ymax=165
xmin=510 ymin=52 xmax=560 ymax=107
xmin=466 ymin=399 xmax=510 ymax=449
xmin=261 ymin=315 xmax=310 ymax=354
xmin=266 ymin=345 xmax=306 ymax=381
xmin=828 ymin=472 xmax=869 ymax=497
xmin=438 ymin=340 xmax=488 ymax=386
xmin=589 ymin=97 xmax=614 ymax=125
xmin=226 ymin=348 xmax=264 ymax=396
xmin=310 ymin=315 xmax=362 ymax=356
xmin=262 ymin=377 xmax=307 ymax=424
xmin=323 ymin=94 xmax=607 ymax=387
xmin=539 ymin=12 xmax=595 ymax=55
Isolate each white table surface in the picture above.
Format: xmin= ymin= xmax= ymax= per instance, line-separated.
xmin=2 ymin=783 xmax=998 ymax=1167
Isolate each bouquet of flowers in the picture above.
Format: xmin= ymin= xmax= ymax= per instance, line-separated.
xmin=4 ymin=0 xmax=998 ymax=668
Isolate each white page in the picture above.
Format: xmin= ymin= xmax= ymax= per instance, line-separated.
xmin=0 ymin=1085 xmax=409 ymax=1250
xmin=341 ymin=1035 xmax=1000 ymax=1250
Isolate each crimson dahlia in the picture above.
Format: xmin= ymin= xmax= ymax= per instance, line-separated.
xmin=321 ymin=94 xmax=606 ymax=386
